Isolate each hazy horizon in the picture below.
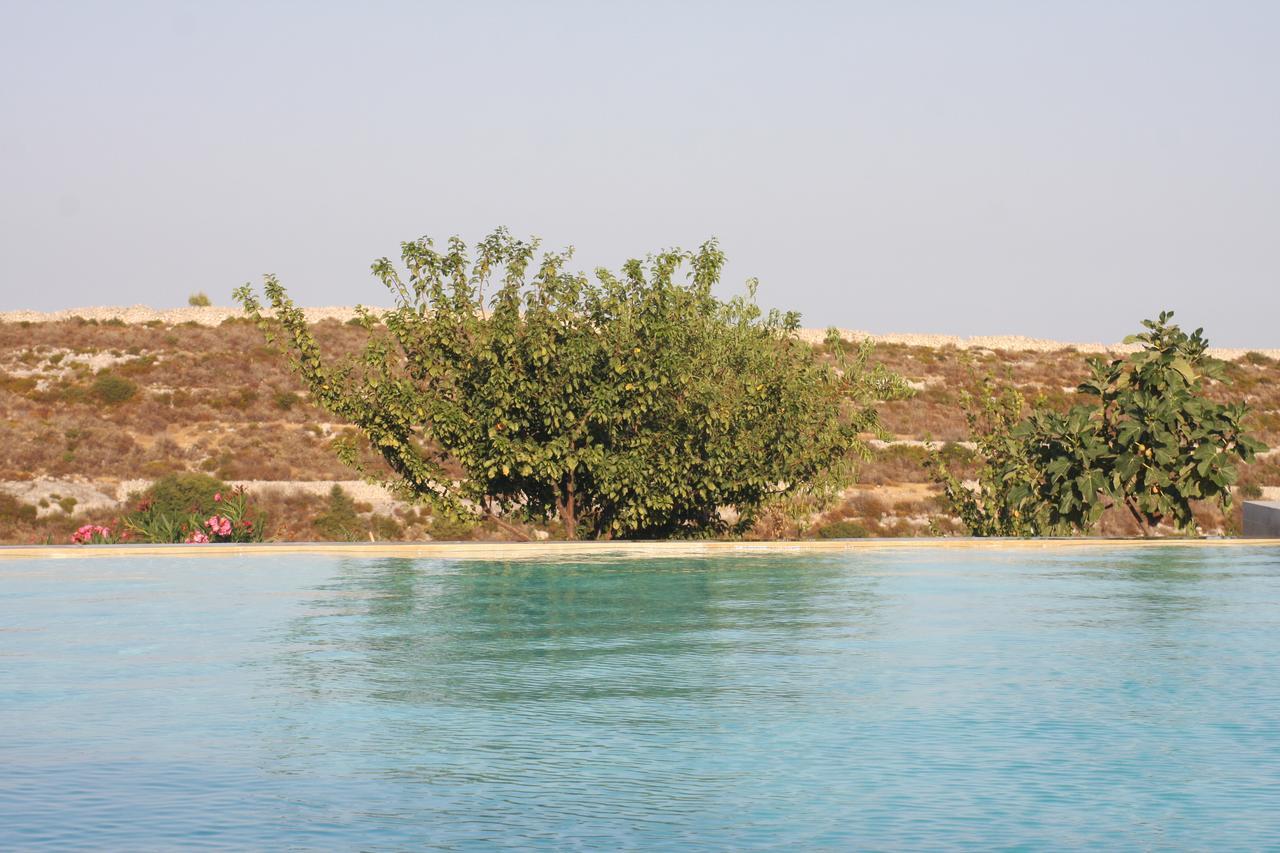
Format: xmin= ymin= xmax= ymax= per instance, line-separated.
xmin=2 ymin=1 xmax=1277 ymax=346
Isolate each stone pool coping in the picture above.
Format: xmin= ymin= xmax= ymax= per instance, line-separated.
xmin=2 ymin=537 xmax=1279 ymax=561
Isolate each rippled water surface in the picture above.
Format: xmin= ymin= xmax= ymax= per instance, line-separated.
xmin=3 ymin=546 xmax=1280 ymax=849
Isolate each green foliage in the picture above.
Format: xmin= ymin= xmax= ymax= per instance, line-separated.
xmin=123 ymin=485 xmax=265 ymax=543
xmin=188 ymin=292 xmax=212 ymax=307
xmin=929 ymin=376 xmax=1057 ymax=536
xmin=370 ymin=513 xmax=404 ymax=541
xmin=92 ymin=373 xmax=137 ymax=404
xmin=122 ymin=508 xmax=185 ymax=544
xmin=423 ymin=512 xmax=478 ymax=541
xmin=0 ymin=492 xmax=38 ymax=526
xmin=273 ymin=389 xmax=300 ymax=411
xmin=143 ymin=473 xmax=227 ymax=518
xmin=934 ymin=312 xmax=1267 ymax=536
xmin=236 ymin=229 xmax=909 ymax=539
xmin=307 ymin=485 xmax=405 ymax=541
xmin=812 ymin=519 xmax=869 ymax=539
xmin=312 ymin=484 xmax=362 ymax=541
xmin=1239 ymin=482 xmax=1264 ymax=501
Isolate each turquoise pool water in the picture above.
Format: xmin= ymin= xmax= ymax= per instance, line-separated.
xmin=2 ymin=546 xmax=1279 ymax=849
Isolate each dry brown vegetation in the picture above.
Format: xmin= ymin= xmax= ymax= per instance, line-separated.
xmin=2 ymin=319 xmax=1277 ymax=543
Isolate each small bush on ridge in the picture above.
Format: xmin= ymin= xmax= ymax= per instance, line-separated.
xmin=92 ymin=373 xmax=137 ymax=405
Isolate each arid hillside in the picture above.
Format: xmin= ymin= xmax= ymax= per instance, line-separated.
xmin=2 ymin=313 xmax=1277 ymax=543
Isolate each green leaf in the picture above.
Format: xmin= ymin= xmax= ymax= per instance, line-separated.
xmin=1169 ymin=357 xmax=1197 ymax=383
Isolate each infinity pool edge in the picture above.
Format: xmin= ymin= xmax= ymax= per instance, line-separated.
xmin=3 ymin=537 xmax=1279 ymax=561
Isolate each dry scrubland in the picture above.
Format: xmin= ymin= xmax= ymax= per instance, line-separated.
xmin=1 ymin=309 xmax=1278 ymax=544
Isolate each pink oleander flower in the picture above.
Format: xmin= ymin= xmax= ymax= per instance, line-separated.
xmin=71 ymin=524 xmax=112 ymax=545
xmin=206 ymin=515 xmax=232 ymax=537
xmin=186 ymin=531 xmax=210 ymax=544
xmin=213 ymin=492 xmax=222 ymax=503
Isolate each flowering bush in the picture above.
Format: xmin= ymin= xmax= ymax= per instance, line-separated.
xmin=70 ymin=524 xmax=119 ymax=545
xmin=206 ymin=515 xmax=232 ymax=537
xmin=195 ymin=488 xmax=264 ymax=543
xmin=66 ymin=482 xmax=265 ymax=546
xmin=96 ymin=485 xmax=269 ymax=545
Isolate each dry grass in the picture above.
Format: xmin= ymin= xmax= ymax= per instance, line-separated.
xmin=2 ymin=319 xmax=1277 ymax=543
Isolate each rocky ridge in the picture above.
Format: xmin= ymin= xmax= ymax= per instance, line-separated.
xmin=3 ymin=304 xmax=1277 ymax=360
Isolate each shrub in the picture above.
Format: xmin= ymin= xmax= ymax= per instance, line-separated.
xmin=312 ymin=485 xmax=362 ymax=541
xmin=273 ymin=389 xmax=299 ymax=411
xmin=71 ymin=524 xmax=118 ymax=544
xmin=370 ymin=513 xmax=404 ymax=541
xmin=237 ymin=228 xmax=909 ymax=540
xmin=116 ymin=355 xmax=157 ymax=376
xmin=858 ymin=492 xmax=892 ymax=517
xmin=188 ymin=292 xmax=212 ymax=307
xmin=934 ymin=313 xmax=1268 ymax=536
xmin=224 ymin=388 xmax=258 ymax=410
xmin=143 ymin=472 xmax=227 ymax=518
xmin=813 ymin=519 xmax=869 ymax=539
xmin=122 ymin=486 xmax=265 ymax=544
xmin=423 ymin=512 xmax=478 ymax=541
xmin=92 ymin=373 xmax=137 ymax=405
xmin=1239 ymin=482 xmax=1264 ymax=501
xmin=0 ymin=492 xmax=38 ymax=525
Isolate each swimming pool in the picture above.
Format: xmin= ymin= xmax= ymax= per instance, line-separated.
xmin=3 ymin=545 xmax=1279 ymax=848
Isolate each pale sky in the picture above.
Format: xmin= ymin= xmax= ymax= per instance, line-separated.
xmin=2 ymin=1 xmax=1277 ymax=345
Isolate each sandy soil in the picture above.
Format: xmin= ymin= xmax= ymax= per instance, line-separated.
xmin=3 ymin=305 xmax=1276 ymax=360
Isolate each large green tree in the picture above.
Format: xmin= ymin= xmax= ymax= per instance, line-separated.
xmin=933 ymin=312 xmax=1267 ymax=536
xmin=236 ymin=229 xmax=908 ymax=539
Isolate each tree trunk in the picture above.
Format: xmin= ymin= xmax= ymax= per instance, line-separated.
xmin=559 ymin=472 xmax=577 ymax=540
xmin=1124 ymin=496 xmax=1151 ymax=537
